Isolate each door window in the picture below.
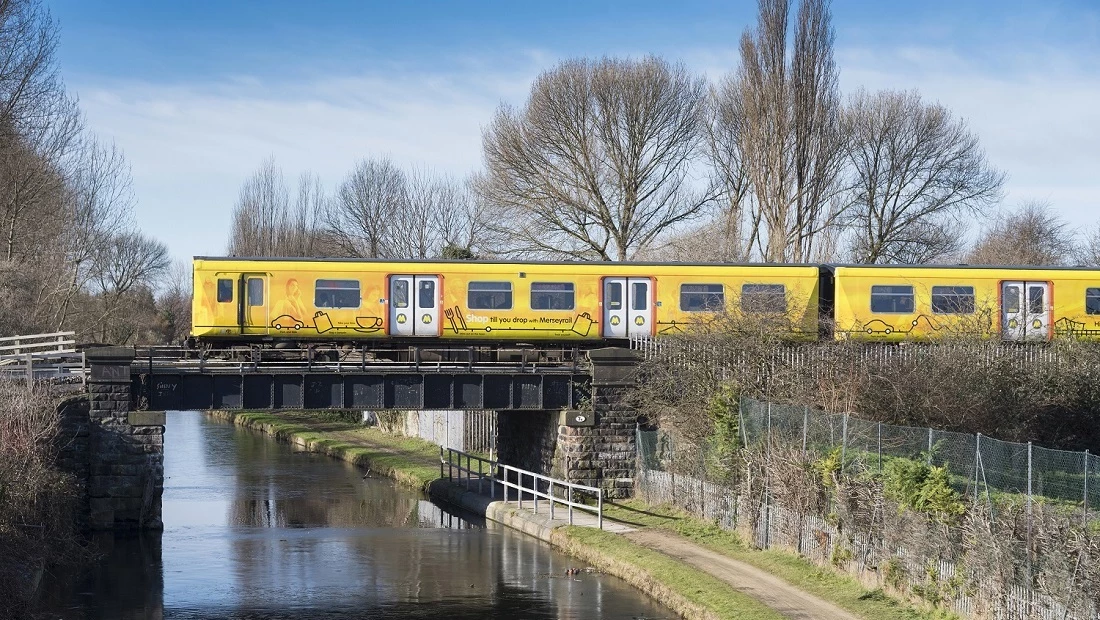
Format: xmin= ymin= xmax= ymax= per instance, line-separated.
xmin=1004 ymin=285 xmax=1020 ymax=313
xmin=418 ymin=279 xmax=436 ymax=308
xmin=247 ymin=278 xmax=264 ymax=306
xmin=607 ymin=282 xmax=623 ymax=310
xmin=631 ymin=282 xmax=648 ymax=310
xmin=1028 ymin=286 xmax=1044 ymax=314
xmin=393 ymin=280 xmax=409 ymax=308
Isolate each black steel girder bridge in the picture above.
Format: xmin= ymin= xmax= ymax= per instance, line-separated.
xmin=128 ymin=347 xmax=591 ymax=412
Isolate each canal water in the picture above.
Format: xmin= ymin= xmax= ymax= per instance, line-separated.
xmin=38 ymin=411 xmax=672 ymax=619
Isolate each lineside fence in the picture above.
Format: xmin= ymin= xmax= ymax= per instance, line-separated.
xmin=440 ymin=447 xmax=603 ymax=528
xmin=636 ymin=398 xmax=1099 ymax=619
xmin=0 ymin=332 xmax=85 ymax=384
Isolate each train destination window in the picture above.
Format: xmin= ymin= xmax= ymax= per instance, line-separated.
xmin=468 ymin=281 xmax=512 ymax=310
xmin=870 ymin=285 xmax=914 ymax=313
xmin=741 ymin=284 xmax=786 ymax=314
xmin=217 ymin=279 xmax=233 ymax=303
xmin=315 ymin=279 xmax=361 ymax=309
xmin=531 ymin=282 xmax=575 ymax=310
xmin=393 ymin=280 xmax=409 ymax=308
xmin=247 ymin=278 xmax=264 ymax=307
xmin=1087 ymin=288 xmax=1100 ymax=315
xmin=607 ymin=282 xmax=623 ymax=309
xmin=632 ymin=282 xmax=648 ymax=310
xmin=931 ymin=286 xmax=975 ymax=314
xmin=680 ymin=284 xmax=724 ymax=311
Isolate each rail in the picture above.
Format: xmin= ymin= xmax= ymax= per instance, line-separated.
xmin=0 ymin=332 xmax=85 ymax=383
xmin=440 ymin=447 xmax=603 ymax=529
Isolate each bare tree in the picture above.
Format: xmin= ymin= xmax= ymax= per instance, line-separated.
xmin=1077 ymin=224 xmax=1100 ymax=267
xmin=227 ymin=157 xmax=290 ymax=257
xmin=480 ymin=56 xmax=712 ymax=261
xmin=85 ymin=231 xmax=169 ymax=342
xmin=843 ymin=89 xmax=1004 ymax=264
xmin=705 ymin=0 xmax=846 ymax=263
xmin=286 ymin=171 xmax=327 ymax=256
xmin=324 ymin=156 xmax=406 ymax=258
xmin=968 ymin=201 xmax=1076 ymax=266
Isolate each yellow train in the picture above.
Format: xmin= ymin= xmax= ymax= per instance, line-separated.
xmin=189 ymin=257 xmax=1100 ymax=346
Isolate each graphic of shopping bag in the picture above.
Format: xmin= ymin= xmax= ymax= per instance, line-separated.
xmin=314 ymin=311 xmax=334 ymax=334
xmin=571 ymin=312 xmax=594 ymax=336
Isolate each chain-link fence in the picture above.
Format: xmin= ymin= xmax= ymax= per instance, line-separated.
xmin=637 ymin=397 xmax=1099 ymax=620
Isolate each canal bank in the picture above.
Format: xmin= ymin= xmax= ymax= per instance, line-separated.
xmin=214 ymin=411 xmax=947 ymax=620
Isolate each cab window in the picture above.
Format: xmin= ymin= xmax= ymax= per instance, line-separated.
xmin=870 ymin=285 xmax=914 ymax=313
xmin=217 ymin=279 xmax=233 ymax=303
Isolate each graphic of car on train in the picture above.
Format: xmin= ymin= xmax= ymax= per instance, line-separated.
xmin=190 ymin=257 xmax=1100 ymax=345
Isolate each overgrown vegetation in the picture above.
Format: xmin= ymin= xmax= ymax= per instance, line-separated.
xmin=636 ymin=318 xmax=1100 ymax=617
xmin=0 ymin=379 xmax=82 ymax=617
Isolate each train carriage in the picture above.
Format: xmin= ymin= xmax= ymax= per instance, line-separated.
xmin=191 ymin=257 xmax=821 ymax=346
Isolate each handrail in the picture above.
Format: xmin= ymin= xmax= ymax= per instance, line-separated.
xmin=440 ymin=446 xmax=603 ymax=529
xmin=0 ymin=331 xmax=75 ymax=343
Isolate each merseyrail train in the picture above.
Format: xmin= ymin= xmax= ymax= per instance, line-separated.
xmin=189 ymin=256 xmax=1100 ymax=348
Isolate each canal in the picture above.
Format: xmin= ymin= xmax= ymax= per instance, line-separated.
xmin=39 ymin=411 xmax=672 ymax=619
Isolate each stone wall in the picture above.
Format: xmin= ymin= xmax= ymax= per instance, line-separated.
xmin=55 ymin=347 xmax=165 ymax=531
xmin=556 ymin=348 xmax=640 ymax=499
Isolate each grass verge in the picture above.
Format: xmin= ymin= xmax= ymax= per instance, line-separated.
xmin=603 ymin=500 xmax=959 ymax=620
xmin=555 ymin=526 xmax=784 ymax=620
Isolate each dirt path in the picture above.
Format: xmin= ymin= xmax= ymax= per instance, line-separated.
xmin=624 ymin=529 xmax=861 ymax=620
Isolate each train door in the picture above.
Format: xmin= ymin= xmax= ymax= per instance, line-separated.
xmin=1001 ymin=281 xmax=1051 ymax=341
xmin=602 ymin=277 xmax=654 ymax=338
xmin=389 ymin=275 xmax=441 ymax=337
xmin=239 ymin=273 xmax=269 ymax=334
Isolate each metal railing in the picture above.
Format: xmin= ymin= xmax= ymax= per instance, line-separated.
xmin=440 ymin=447 xmax=603 ymax=529
xmin=0 ymin=332 xmax=85 ymax=383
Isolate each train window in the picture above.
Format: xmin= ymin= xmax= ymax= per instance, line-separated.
xmin=1087 ymin=288 xmax=1100 ymax=315
xmin=1028 ymin=286 xmax=1044 ymax=315
xmin=607 ymin=282 xmax=623 ymax=309
xmin=741 ymin=284 xmax=786 ymax=314
xmin=870 ymin=285 xmax=914 ymax=313
xmin=468 ymin=281 xmax=512 ymax=310
xmin=531 ymin=282 xmax=575 ymax=310
xmin=418 ymin=280 xmax=435 ymax=309
xmin=931 ymin=286 xmax=975 ymax=314
xmin=247 ymin=278 xmax=264 ymax=307
xmin=680 ymin=284 xmax=724 ymax=312
xmin=393 ymin=280 xmax=409 ymax=309
xmin=1004 ymin=285 xmax=1020 ymax=313
xmin=217 ymin=279 xmax=233 ymax=303
xmin=632 ymin=282 xmax=648 ymax=310
xmin=315 ymin=279 xmax=361 ymax=309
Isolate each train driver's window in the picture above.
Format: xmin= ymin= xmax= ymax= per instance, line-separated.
xmin=681 ymin=284 xmax=724 ymax=311
xmin=531 ymin=282 xmax=575 ymax=310
xmin=468 ymin=281 xmax=512 ymax=310
xmin=1087 ymin=288 xmax=1100 ymax=315
xmin=870 ymin=285 xmax=914 ymax=313
xmin=217 ymin=279 xmax=233 ymax=303
xmin=931 ymin=286 xmax=975 ymax=314
xmin=393 ymin=280 xmax=409 ymax=308
xmin=741 ymin=284 xmax=786 ymax=314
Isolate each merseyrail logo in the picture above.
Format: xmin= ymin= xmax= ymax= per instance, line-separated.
xmin=396 ymin=314 xmax=407 ymax=325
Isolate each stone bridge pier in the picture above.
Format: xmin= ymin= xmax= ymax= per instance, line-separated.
xmin=57 ymin=347 xmax=164 ymax=530
xmin=496 ymin=347 xmax=640 ymax=499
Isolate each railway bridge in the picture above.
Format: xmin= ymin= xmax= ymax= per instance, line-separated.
xmin=64 ymin=345 xmax=641 ymax=530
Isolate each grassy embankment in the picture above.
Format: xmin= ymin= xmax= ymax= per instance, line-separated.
xmin=220 ymin=410 xmax=953 ymax=620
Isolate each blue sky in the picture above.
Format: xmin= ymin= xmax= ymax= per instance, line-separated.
xmin=49 ymin=0 xmax=1100 ymax=263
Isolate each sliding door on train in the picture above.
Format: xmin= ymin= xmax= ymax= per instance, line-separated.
xmin=602 ymin=277 xmax=654 ymax=339
xmin=389 ymin=275 xmax=441 ymax=337
xmin=1001 ymin=281 xmax=1051 ymax=341
xmin=239 ymin=272 xmax=269 ymax=335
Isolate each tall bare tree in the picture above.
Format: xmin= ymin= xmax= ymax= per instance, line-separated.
xmin=324 ymin=156 xmax=406 ymax=258
xmin=968 ymin=201 xmax=1076 ymax=266
xmin=843 ymin=89 xmax=1004 ymax=264
xmin=1077 ymin=225 xmax=1100 ymax=267
xmin=86 ymin=231 xmax=169 ymax=342
xmin=226 ymin=159 xmax=329 ymax=257
xmin=706 ymin=0 xmax=846 ymax=262
xmin=480 ymin=56 xmax=711 ymax=261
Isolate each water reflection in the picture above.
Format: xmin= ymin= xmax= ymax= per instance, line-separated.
xmin=39 ymin=412 xmax=670 ymax=619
